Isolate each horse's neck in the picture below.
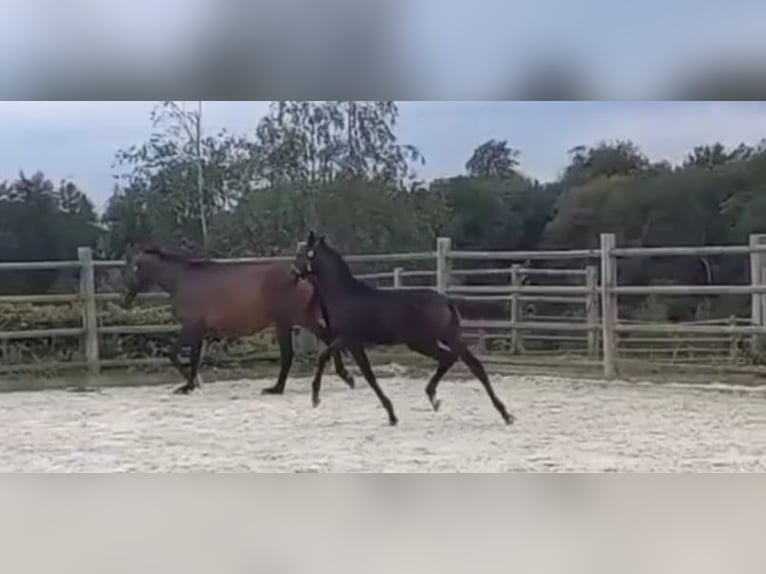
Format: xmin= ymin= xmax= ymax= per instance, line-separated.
xmin=316 ymin=262 xmax=361 ymax=304
xmin=153 ymin=260 xmax=187 ymax=294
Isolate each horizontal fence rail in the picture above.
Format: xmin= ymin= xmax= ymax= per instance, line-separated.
xmin=94 ymin=251 xmax=436 ymax=268
xmin=611 ymin=245 xmax=766 ymax=257
xmin=613 ymin=285 xmax=766 ymax=295
xmin=0 ymin=261 xmax=83 ymax=271
xmin=449 ymin=249 xmax=602 ymax=261
xmin=0 ymin=327 xmax=84 ymax=340
xmin=4 ymin=233 xmax=766 ymax=381
xmin=447 ymin=285 xmax=592 ymax=295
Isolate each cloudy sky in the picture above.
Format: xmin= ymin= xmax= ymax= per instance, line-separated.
xmin=1 ymin=101 xmax=766 ymax=211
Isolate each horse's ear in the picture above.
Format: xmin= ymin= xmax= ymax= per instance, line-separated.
xmin=307 ymin=230 xmax=317 ymax=246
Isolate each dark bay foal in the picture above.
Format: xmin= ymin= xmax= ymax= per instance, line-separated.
xmin=121 ymin=243 xmax=354 ymax=395
xmin=291 ymin=232 xmax=514 ymax=426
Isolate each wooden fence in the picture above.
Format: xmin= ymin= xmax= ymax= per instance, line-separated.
xmin=3 ymin=233 xmax=766 ymax=381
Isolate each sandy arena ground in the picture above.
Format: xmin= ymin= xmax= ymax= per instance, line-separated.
xmin=2 ymin=367 xmax=766 ymax=471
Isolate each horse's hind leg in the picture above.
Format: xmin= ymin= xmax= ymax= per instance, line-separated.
xmin=168 ymin=337 xmax=190 ymax=381
xmin=425 ymin=349 xmax=457 ymax=412
xmin=347 ymin=343 xmax=398 ymax=426
xmin=262 ymin=323 xmax=294 ymax=395
xmin=406 ymin=341 xmax=456 ymax=412
xmin=331 ymin=348 xmax=355 ymax=389
xmin=451 ymin=340 xmax=514 ymax=425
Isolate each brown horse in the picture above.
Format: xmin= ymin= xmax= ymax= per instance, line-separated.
xmin=121 ymin=243 xmax=355 ymax=395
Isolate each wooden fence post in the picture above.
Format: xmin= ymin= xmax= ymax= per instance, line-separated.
xmin=393 ymin=267 xmax=403 ymax=289
xmin=729 ymin=315 xmax=739 ymax=364
xmin=510 ymin=264 xmax=522 ymax=354
xmin=78 ymin=246 xmax=100 ymax=377
xmin=436 ymin=237 xmax=451 ymax=293
xmin=749 ymin=234 xmax=766 ymax=353
xmin=600 ymin=234 xmax=617 ymax=378
xmin=585 ymin=265 xmax=599 ymax=358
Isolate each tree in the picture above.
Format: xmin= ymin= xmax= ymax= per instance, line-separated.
xmin=430 ymin=175 xmax=553 ymax=251
xmin=108 ymin=101 xmax=252 ymax=254
xmin=683 ymin=142 xmax=759 ymax=169
xmin=254 ymin=101 xmax=424 ymax=187
xmin=0 ymin=172 xmax=100 ymax=293
xmin=562 ymin=141 xmax=650 ymax=186
xmin=465 ymin=139 xmax=521 ymax=179
xmin=213 ymin=177 xmax=440 ymax=257
xmin=128 ymin=101 xmax=209 ymax=243
xmin=59 ymin=180 xmax=96 ymax=219
xmin=104 ymin=101 xmax=425 ymax=257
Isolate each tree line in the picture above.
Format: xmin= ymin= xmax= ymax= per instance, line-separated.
xmin=3 ymin=101 xmax=766 ymax=322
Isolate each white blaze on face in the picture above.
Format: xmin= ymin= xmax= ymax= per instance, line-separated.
xmin=305 ymin=249 xmax=315 ymax=273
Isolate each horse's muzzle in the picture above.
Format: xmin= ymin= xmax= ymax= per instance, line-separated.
xmin=292 ymin=262 xmax=313 ymax=279
xmin=122 ymin=287 xmax=138 ymax=309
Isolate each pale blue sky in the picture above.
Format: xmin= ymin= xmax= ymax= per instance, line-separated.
xmin=2 ymin=101 xmax=766 ymax=211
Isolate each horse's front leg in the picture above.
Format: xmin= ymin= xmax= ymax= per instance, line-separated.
xmin=310 ymin=323 xmax=355 ymax=389
xmin=311 ymin=338 xmax=343 ymax=408
xmin=346 ymin=343 xmax=398 ymax=426
xmin=172 ymin=324 xmax=204 ymax=395
xmin=262 ymin=322 xmax=294 ymax=395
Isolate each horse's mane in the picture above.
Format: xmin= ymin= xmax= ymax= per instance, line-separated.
xmin=141 ymin=242 xmax=213 ymax=267
xmin=319 ymin=242 xmax=372 ymax=293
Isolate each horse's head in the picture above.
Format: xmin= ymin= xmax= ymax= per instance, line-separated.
xmin=292 ymin=230 xmax=327 ymax=280
xmin=292 ymin=231 xmax=355 ymax=294
xmin=121 ymin=243 xmax=157 ymax=308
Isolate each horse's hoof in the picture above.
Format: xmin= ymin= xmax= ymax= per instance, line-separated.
xmin=503 ymin=412 xmax=515 ymax=425
xmin=389 ymin=417 xmax=399 ymax=426
xmin=431 ymin=399 xmax=441 ymax=412
xmin=173 ymin=385 xmax=193 ymax=395
xmin=312 ymin=396 xmax=321 ymax=408
xmin=261 ymin=387 xmax=283 ymax=395
xmin=343 ymin=376 xmax=356 ymax=389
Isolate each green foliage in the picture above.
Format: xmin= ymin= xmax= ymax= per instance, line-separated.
xmin=562 ymin=140 xmax=652 ymax=187
xmin=0 ymin=301 xmax=278 ymax=367
xmin=7 ymin=102 xmax=766 ymax=345
xmin=465 ymin=139 xmax=521 ymax=179
xmin=103 ymin=101 xmax=426 ymax=257
xmin=431 ymin=175 xmax=554 ymax=251
xmin=544 ymin=143 xmax=766 ymax=320
xmin=0 ymin=172 xmax=101 ymax=294
xmin=255 ymin=101 xmax=423 ymax=186
xmin=209 ymin=178 xmax=440 ymax=257
xmin=107 ymin=101 xmax=252 ymax=253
